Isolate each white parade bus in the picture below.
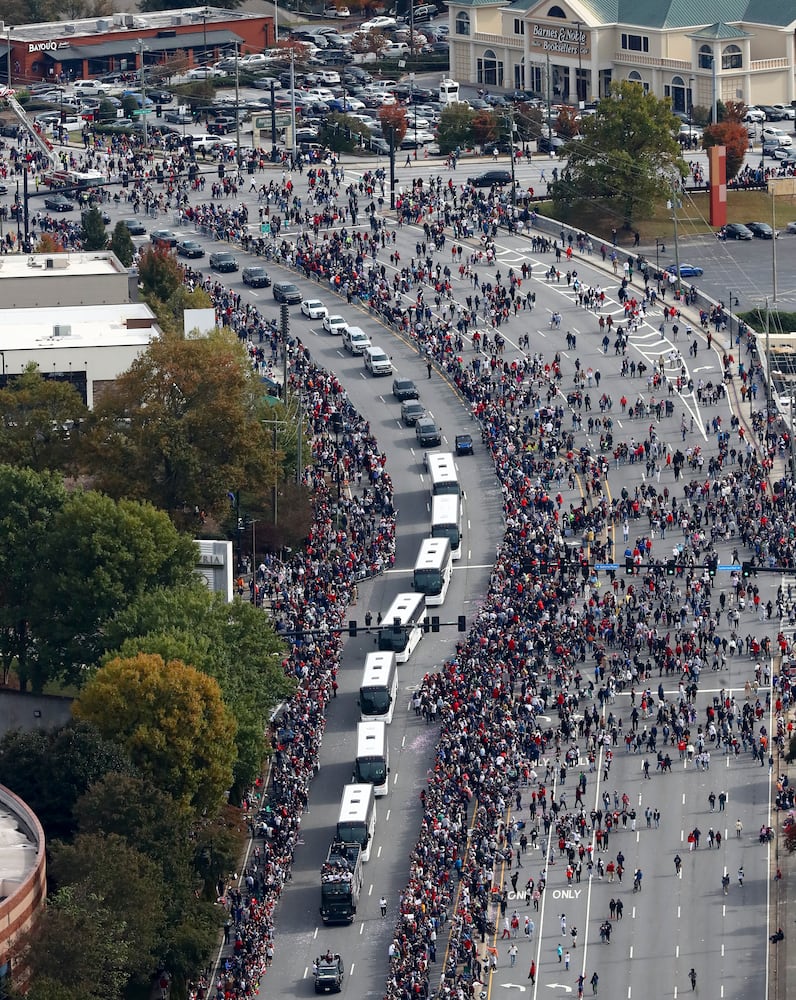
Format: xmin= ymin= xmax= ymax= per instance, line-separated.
xmin=431 ymin=493 xmax=462 ymax=560
xmin=426 ymin=451 xmax=461 ymax=499
xmin=413 ymin=537 xmax=453 ymax=606
xmin=377 ymin=592 xmax=427 ymax=663
xmin=353 ymin=720 xmax=390 ymax=796
xmin=358 ymin=652 xmax=398 ymax=724
xmin=336 ymin=783 xmax=377 ymax=862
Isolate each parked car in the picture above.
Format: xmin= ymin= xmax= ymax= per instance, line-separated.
xmin=745 ymin=221 xmax=775 ymax=239
xmin=209 ymin=251 xmax=239 ymax=272
xmin=468 ymin=169 xmax=512 ymax=187
xmin=164 ymin=109 xmax=194 ymax=124
xmin=324 ymin=5 xmax=351 ymax=15
xmin=81 ymin=206 xmax=111 ymax=225
xmin=176 ymin=239 xmax=205 ymax=258
xmin=273 ymin=281 xmax=303 ymax=303
xmin=538 ymin=134 xmax=566 ymax=154
xmin=392 ymin=377 xmax=419 ymax=400
xmin=242 ymin=265 xmax=271 ymax=287
xmin=786 ymin=221 xmax=796 ymax=234
xmin=44 ymin=194 xmax=74 ymax=212
xmin=723 ymin=222 xmax=754 ymax=240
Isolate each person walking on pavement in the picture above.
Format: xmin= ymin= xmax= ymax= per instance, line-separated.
xmin=736 ymin=819 xmax=743 ymax=838
xmin=591 ymin=971 xmax=599 ymax=994
xmin=426 ymin=360 xmax=432 ymax=379
xmin=557 ymin=944 xmax=563 ymax=963
xmin=380 ymin=895 xmax=387 ymax=917
xmin=565 ymin=949 xmax=570 ymax=970
xmin=528 ymin=959 xmax=536 ymax=984
xmin=560 ymin=913 xmax=566 ymax=935
xmin=509 ymin=943 xmax=518 ymax=967
xmin=689 ymin=968 xmax=697 ymax=991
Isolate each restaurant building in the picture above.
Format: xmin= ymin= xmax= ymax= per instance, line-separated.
xmin=0 ymin=6 xmax=273 ymax=86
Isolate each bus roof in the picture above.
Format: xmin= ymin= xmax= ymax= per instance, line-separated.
xmin=356 ymin=720 xmax=387 ymax=756
xmin=338 ymin=783 xmax=375 ymax=822
xmin=414 ymin=537 xmax=451 ymax=569
xmin=382 ymin=591 xmax=426 ymax=623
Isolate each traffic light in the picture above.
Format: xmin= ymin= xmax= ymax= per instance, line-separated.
xmin=218 ymin=163 xmax=225 ymax=178
xmin=708 ymin=556 xmax=717 ymax=578
xmin=581 ymin=559 xmax=589 ymax=580
xmin=742 ymin=562 xmax=755 ymax=578
xmin=280 ymin=303 xmax=289 ymax=339
xmin=422 ymin=618 xmax=430 ymax=634
xmin=458 ymin=615 xmax=467 ymax=632
xmin=348 ymin=621 xmax=357 ymax=637
xmin=156 ymin=104 xmax=162 ymax=118
xmin=666 ymin=559 xmax=675 ymax=576
xmin=431 ymin=616 xmax=440 ymax=633
xmin=625 ymin=556 xmax=634 ymax=575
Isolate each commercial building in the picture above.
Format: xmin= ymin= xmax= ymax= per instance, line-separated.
xmin=0 ymin=6 xmax=273 ymax=86
xmin=0 ymin=784 xmax=46 ymax=993
xmin=0 ymin=250 xmax=160 ymax=406
xmin=449 ymin=0 xmax=796 ymax=111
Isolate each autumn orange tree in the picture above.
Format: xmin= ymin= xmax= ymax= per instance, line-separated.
xmin=471 ymin=109 xmax=498 ymax=147
xmin=556 ymin=106 xmax=581 ymax=138
xmin=702 ymin=121 xmax=749 ymax=181
xmin=36 ymin=232 xmax=64 ymax=253
xmin=379 ymin=104 xmax=408 ymax=148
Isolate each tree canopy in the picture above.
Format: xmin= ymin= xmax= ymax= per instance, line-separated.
xmin=0 ymin=365 xmax=88 ymax=473
xmin=702 ymin=121 xmax=749 ymax=181
xmin=86 ymin=330 xmax=278 ymax=519
xmin=550 ymin=81 xmax=685 ymax=227
xmin=73 ymin=652 xmax=237 ymax=813
xmin=104 ymin=582 xmax=293 ymax=799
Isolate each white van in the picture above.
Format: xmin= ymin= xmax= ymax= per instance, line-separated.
xmin=342 ymin=325 xmax=372 ymax=354
xmin=188 ymin=134 xmax=222 ymax=154
xmin=364 ymin=345 xmax=392 ymax=376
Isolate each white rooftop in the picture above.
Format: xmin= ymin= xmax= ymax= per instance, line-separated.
xmin=0 ymin=804 xmax=37 ymax=897
xmin=0 ymin=252 xmax=126 ymax=279
xmin=5 ymin=6 xmax=264 ymax=43
xmin=0 ymin=302 xmax=159 ymax=352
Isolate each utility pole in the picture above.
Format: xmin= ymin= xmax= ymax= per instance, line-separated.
xmin=669 ymin=174 xmax=682 ymax=298
xmin=506 ymin=109 xmax=516 ymax=208
xmin=139 ymin=37 xmax=148 ymax=147
xmin=573 ymin=20 xmax=583 ymax=106
xmin=290 ymin=48 xmax=297 ymax=164
xmin=546 ymin=55 xmax=552 ymax=149
xmin=234 ymin=41 xmax=241 ymax=167
xmin=270 ymin=79 xmax=277 ymax=162
xmin=389 ymin=129 xmax=396 ymax=210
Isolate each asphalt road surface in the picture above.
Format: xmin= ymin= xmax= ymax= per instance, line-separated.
xmin=0 ymin=145 xmax=781 ymax=1000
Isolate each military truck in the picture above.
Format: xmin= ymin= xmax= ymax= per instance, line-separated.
xmin=320 ymin=839 xmax=363 ymax=924
xmin=313 ymin=952 xmax=344 ymax=993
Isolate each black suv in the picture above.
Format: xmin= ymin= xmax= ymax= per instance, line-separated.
xmin=209 ymin=251 xmax=239 ymax=272
xmin=467 ymin=169 xmax=512 ymax=187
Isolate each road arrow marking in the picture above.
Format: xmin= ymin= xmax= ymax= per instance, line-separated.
xmin=500 ymin=986 xmax=527 ymax=992
xmin=546 ymin=986 xmax=573 ymax=993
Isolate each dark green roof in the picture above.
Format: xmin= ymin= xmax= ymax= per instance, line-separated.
xmin=689 ymin=21 xmax=752 ymax=37
xmin=541 ymin=0 xmax=796 ymax=28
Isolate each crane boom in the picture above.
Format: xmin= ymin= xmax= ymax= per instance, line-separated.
xmin=0 ymin=86 xmax=62 ymax=172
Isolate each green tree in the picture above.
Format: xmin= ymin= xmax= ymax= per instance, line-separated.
xmin=105 ymin=582 xmax=293 ymax=798
xmin=74 ymin=773 xmax=219 ymax=987
xmin=73 ymin=652 xmax=237 ymax=812
xmin=28 ymin=491 xmax=196 ymax=687
xmin=85 ymin=330 xmax=278 ymax=519
xmin=0 ymin=721 xmax=134 ymax=841
xmin=111 ymin=222 xmax=135 ymax=267
xmin=110 ymin=219 xmax=135 ymax=266
xmin=437 ymin=103 xmax=474 ymax=154
xmin=551 ymin=81 xmax=685 ymax=229
xmin=318 ymin=112 xmax=371 ymax=154
xmin=49 ymin=833 xmax=166 ymax=977
xmin=80 ymin=205 xmax=107 ymax=251
xmin=702 ymin=121 xmax=749 ymax=181
xmin=0 ymin=466 xmax=66 ymax=689
xmin=0 ymin=364 xmax=88 ymax=473
xmin=556 ymin=106 xmax=580 ymax=139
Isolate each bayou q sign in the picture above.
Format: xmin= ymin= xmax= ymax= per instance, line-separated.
xmin=529 ymin=23 xmax=590 ymax=57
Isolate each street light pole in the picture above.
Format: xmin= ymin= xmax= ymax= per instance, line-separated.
xmin=139 ymin=38 xmax=148 ymax=147
xmin=573 ymin=20 xmax=583 ymax=106
xmin=688 ymin=75 xmax=694 ymax=147
xmin=234 ymin=40 xmax=241 ymax=166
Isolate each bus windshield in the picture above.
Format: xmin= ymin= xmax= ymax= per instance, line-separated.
xmin=355 ymin=758 xmax=387 ymax=784
xmin=414 ymin=567 xmax=443 ymax=594
xmin=360 ymin=687 xmax=391 ymax=715
xmin=337 ymin=822 xmax=365 ymax=844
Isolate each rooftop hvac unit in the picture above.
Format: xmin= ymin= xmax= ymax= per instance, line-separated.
xmin=113 ymin=12 xmax=126 ymax=24
xmin=96 ymin=19 xmax=110 ymax=31
xmin=172 ymin=14 xmax=183 ymax=25
xmin=45 ymin=256 xmax=69 ymax=269
xmin=53 ymin=325 xmax=72 ymax=338
xmin=124 ymin=13 xmax=135 ymax=27
xmin=63 ymin=23 xmax=76 ymax=33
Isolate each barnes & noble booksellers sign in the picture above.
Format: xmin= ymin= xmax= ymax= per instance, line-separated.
xmin=529 ymin=23 xmax=590 ymax=56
